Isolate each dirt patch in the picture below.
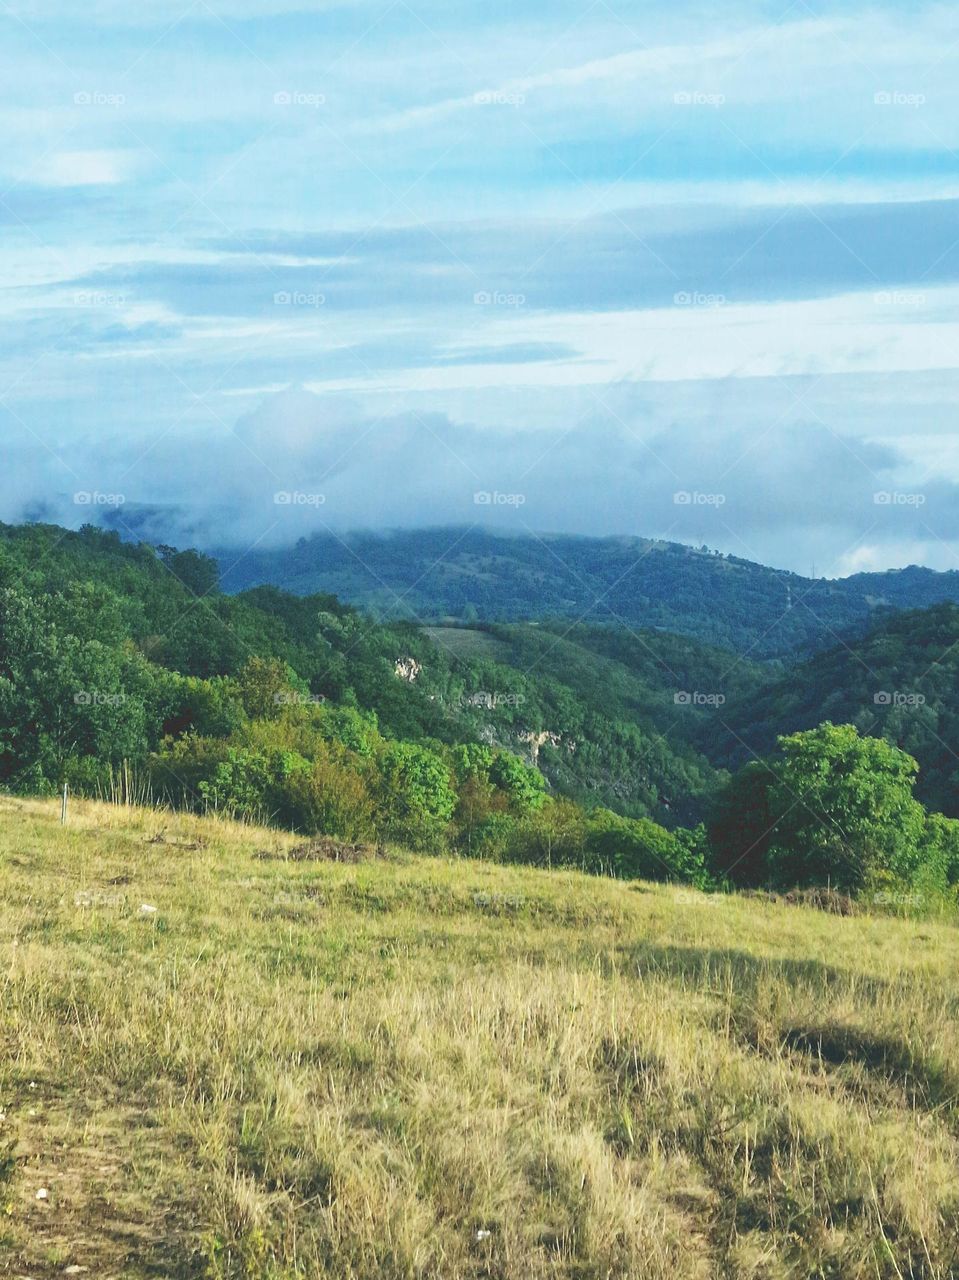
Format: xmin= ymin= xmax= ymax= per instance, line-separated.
xmin=742 ymin=887 xmax=861 ymax=916
xmin=8 ymin=1094 xmax=203 ymax=1279
xmin=144 ymin=829 xmax=205 ymax=850
xmin=256 ymin=837 xmax=386 ymax=863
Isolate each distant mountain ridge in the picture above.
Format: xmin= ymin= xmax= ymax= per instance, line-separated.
xmin=216 ymin=528 xmax=959 ymax=658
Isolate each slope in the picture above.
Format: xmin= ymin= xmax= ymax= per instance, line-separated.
xmin=706 ymin=603 xmax=959 ymax=815
xmin=4 ymin=795 xmax=959 ymax=1279
xmin=216 ymin=527 xmax=959 ymax=657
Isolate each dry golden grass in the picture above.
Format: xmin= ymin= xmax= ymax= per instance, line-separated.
xmin=2 ymin=795 xmax=959 ymax=1278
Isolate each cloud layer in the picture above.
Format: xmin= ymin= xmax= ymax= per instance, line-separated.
xmin=2 ymin=0 xmax=959 ymax=574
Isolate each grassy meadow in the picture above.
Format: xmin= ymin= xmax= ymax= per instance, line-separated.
xmin=2 ymin=796 xmax=959 ymax=1279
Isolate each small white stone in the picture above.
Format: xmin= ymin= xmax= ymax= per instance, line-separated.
xmin=36 ymin=1186 xmax=49 ymax=1200
xmin=138 ymin=904 xmax=158 ymax=916
xmin=475 ymin=1229 xmax=492 ymax=1241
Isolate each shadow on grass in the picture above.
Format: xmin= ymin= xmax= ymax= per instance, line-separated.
xmin=612 ymin=941 xmax=959 ymax=1116
xmin=611 ymin=939 xmax=887 ymax=998
xmin=780 ymin=1024 xmax=959 ymax=1111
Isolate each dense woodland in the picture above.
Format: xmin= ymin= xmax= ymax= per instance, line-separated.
xmin=3 ymin=521 xmax=959 ymax=904
xmin=212 ymin=525 xmax=959 ymax=656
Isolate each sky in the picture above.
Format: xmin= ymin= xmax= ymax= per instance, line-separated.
xmin=3 ymin=0 xmax=959 ymax=575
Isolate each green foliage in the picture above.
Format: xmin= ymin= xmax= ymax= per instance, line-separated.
xmin=2 ymin=522 xmax=959 ymax=907
xmin=708 ymin=762 xmax=776 ymax=888
xmin=0 ymin=521 xmax=744 ymax=829
xmin=453 ymin=743 xmax=546 ymax=814
xmin=488 ymin=751 xmax=547 ymax=813
xmin=197 ymin=748 xmax=280 ymax=822
xmin=282 ymin=749 xmax=376 ymax=840
xmin=917 ymin=813 xmax=959 ymax=890
xmin=711 ymin=724 xmax=929 ymax=893
xmin=507 ymin=798 xmax=589 ymax=869
xmin=709 ymin=603 xmax=959 ymax=818
xmin=219 ymin=527 xmax=959 ymax=657
xmin=377 ymin=743 xmax=456 ymax=851
xmin=157 ymin=545 xmax=220 ymax=597
xmin=584 ymin=809 xmax=710 ymax=885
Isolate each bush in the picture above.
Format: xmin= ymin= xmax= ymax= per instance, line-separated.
xmin=281 ymin=750 xmax=376 ymax=841
xmin=376 ymin=742 xmax=456 ymax=851
xmin=506 ymin=798 xmax=588 ymax=868
xmin=584 ymin=809 xmax=708 ymax=884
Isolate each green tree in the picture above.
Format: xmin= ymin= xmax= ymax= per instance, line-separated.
xmin=157 ymin=546 xmax=220 ymax=597
xmin=508 ymin=797 xmax=588 ymax=868
xmin=718 ymin=724 xmax=927 ymax=892
xmin=377 ymin=742 xmax=455 ymax=850
xmin=236 ymin=656 xmax=303 ymax=720
xmin=707 ymin=761 xmax=775 ymax=887
xmin=488 ymin=751 xmax=547 ymax=813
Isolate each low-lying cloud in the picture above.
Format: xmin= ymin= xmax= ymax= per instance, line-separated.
xmin=5 ymin=385 xmax=957 ymax=577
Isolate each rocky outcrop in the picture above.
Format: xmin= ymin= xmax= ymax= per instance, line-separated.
xmin=517 ymin=729 xmax=567 ymax=765
xmin=394 ymin=656 xmax=422 ymax=682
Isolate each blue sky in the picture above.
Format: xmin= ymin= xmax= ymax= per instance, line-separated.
xmin=3 ymin=0 xmax=959 ymax=573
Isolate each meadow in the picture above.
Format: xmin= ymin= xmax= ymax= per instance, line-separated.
xmin=2 ymin=796 xmax=959 ymax=1279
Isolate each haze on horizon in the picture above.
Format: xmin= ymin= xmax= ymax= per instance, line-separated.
xmin=3 ymin=0 xmax=959 ymax=576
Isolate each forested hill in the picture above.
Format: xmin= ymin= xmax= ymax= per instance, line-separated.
xmin=0 ymin=521 xmax=763 ymax=829
xmin=215 ymin=528 xmax=959 ymax=657
xmin=5 ymin=520 xmax=959 ymax=886
xmin=703 ymin=603 xmax=959 ymax=816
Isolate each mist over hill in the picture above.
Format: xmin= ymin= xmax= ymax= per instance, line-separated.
xmin=215 ymin=527 xmax=959 ymax=658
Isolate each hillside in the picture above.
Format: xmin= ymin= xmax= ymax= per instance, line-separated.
xmin=0 ymin=522 xmax=763 ymax=827
xmin=4 ymin=796 xmax=959 ymax=1279
xmin=215 ymin=528 xmax=959 ymax=657
xmin=707 ymin=604 xmax=959 ymax=816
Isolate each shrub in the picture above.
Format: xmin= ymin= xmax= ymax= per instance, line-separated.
xmin=584 ymin=809 xmax=707 ymax=884
xmin=376 ymin=742 xmax=456 ymax=851
xmin=709 ymin=724 xmax=927 ymax=893
xmin=506 ymin=798 xmax=588 ymax=868
xmin=281 ymin=750 xmax=376 ymax=841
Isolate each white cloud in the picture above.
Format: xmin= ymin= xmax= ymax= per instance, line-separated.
xmin=32 ymin=149 xmax=137 ymax=187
